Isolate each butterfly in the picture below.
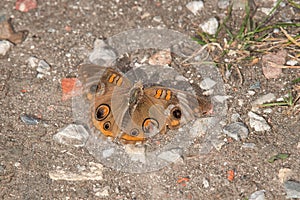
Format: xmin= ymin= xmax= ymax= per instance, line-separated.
xmin=77 ymin=64 xmax=212 ymax=143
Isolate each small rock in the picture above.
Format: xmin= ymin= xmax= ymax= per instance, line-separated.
xmin=95 ymin=188 xmax=109 ymax=197
xmin=278 ymin=168 xmax=293 ymax=183
xmin=231 ymin=113 xmax=241 ymax=122
xmin=248 ymin=90 xmax=256 ymax=96
xmin=37 ymin=59 xmax=51 ymax=76
xmin=27 ymin=56 xmax=39 ymax=68
xmin=61 ymin=78 xmax=81 ymax=101
xmin=20 ymin=113 xmax=41 ymax=125
xmin=262 ymin=50 xmax=287 ymax=79
xmin=213 ymin=95 xmax=232 ymax=103
xmin=53 ymin=124 xmax=89 ymax=147
xmin=232 ymin=0 xmax=254 ymax=10
xmin=0 ymin=18 xmax=28 ymax=44
xmin=102 ymin=148 xmax=115 ymax=158
xmin=199 ymin=17 xmax=219 ymax=35
xmin=249 ymin=190 xmax=265 ymax=200
xmin=263 ymin=108 xmax=273 ymax=114
xmin=249 ymin=81 xmax=261 ymax=90
xmin=241 ymin=143 xmax=256 ymax=149
xmin=284 ymin=181 xmax=300 ymax=199
xmin=252 ymin=93 xmax=276 ymax=107
xmin=259 ymin=7 xmax=273 ymax=15
xmin=125 ymin=145 xmax=146 ymax=163
xmin=153 ymin=16 xmax=162 ymax=23
xmin=158 ymin=149 xmax=182 ymax=162
xmin=286 ymin=60 xmax=298 ymax=66
xmin=149 ymin=49 xmax=171 ymax=65
xmin=89 ymin=39 xmax=116 ymax=66
xmin=49 ymin=162 xmax=103 ymax=181
xmin=218 ymin=0 xmax=230 ymax=9
xmin=238 ymin=99 xmax=244 ymax=106
xmin=15 ymin=0 xmax=37 ymax=12
xmin=141 ymin=12 xmax=150 ymax=19
xmin=223 ymin=122 xmax=249 ymax=140
xmin=186 ymin=1 xmax=204 ymax=15
xmin=200 ymin=78 xmax=217 ymax=90
xmin=203 ymin=177 xmax=210 ymax=188
xmin=248 ymin=111 xmax=271 ymax=131
xmin=0 ymin=40 xmax=12 ymax=56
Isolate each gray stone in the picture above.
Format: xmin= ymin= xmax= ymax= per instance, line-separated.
xmin=223 ymin=122 xmax=249 ymax=140
xmin=53 ymin=124 xmax=89 ymax=147
xmin=285 ymin=181 xmax=300 ymax=199
xmin=218 ymin=0 xmax=230 ymax=9
xmin=252 ymin=93 xmax=276 ymax=111
xmin=248 ymin=111 xmax=271 ymax=131
xmin=0 ymin=40 xmax=12 ymax=56
xmin=27 ymin=56 xmax=39 ymax=68
xmin=249 ymin=190 xmax=265 ymax=200
xmin=37 ymin=59 xmax=51 ymax=76
xmin=199 ymin=17 xmax=219 ymax=35
xmin=89 ymin=39 xmax=116 ymax=66
xmin=158 ymin=149 xmax=182 ymax=162
xmin=241 ymin=143 xmax=256 ymax=149
xmin=186 ymin=1 xmax=204 ymax=15
xmin=200 ymin=78 xmax=217 ymax=90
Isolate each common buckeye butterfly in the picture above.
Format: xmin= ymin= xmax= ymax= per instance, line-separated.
xmin=77 ymin=64 xmax=212 ymax=143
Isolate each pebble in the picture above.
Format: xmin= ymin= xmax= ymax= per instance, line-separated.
xmin=125 ymin=145 xmax=146 ymax=163
xmin=203 ymin=177 xmax=210 ymax=188
xmin=186 ymin=1 xmax=204 ymax=15
xmin=158 ymin=149 xmax=182 ymax=162
xmin=263 ymin=108 xmax=273 ymax=114
xmin=102 ymin=148 xmax=115 ymax=158
xmin=53 ymin=124 xmax=89 ymax=147
xmin=278 ymin=168 xmax=293 ymax=183
xmin=248 ymin=111 xmax=271 ymax=131
xmin=286 ymin=60 xmax=298 ymax=66
xmin=241 ymin=143 xmax=256 ymax=149
xmin=199 ymin=17 xmax=219 ymax=35
xmin=200 ymin=78 xmax=217 ymax=90
xmin=249 ymin=81 xmax=261 ymax=90
xmin=36 ymin=59 xmax=51 ymax=77
xmin=259 ymin=7 xmax=273 ymax=15
xmin=153 ymin=16 xmax=162 ymax=23
xmin=249 ymin=190 xmax=265 ymax=200
xmin=15 ymin=0 xmax=37 ymax=12
xmin=284 ymin=181 xmax=300 ymax=199
xmin=232 ymin=0 xmax=248 ymax=10
xmin=27 ymin=56 xmax=39 ymax=68
xmin=95 ymin=188 xmax=109 ymax=197
xmin=0 ymin=40 xmax=12 ymax=56
xmin=218 ymin=0 xmax=230 ymax=9
xmin=20 ymin=113 xmax=41 ymax=125
xmin=231 ymin=113 xmax=241 ymax=122
xmin=248 ymin=90 xmax=255 ymax=96
xmin=49 ymin=162 xmax=103 ymax=181
xmin=252 ymin=93 xmax=276 ymax=111
xmin=223 ymin=122 xmax=249 ymax=140
xmin=89 ymin=39 xmax=116 ymax=66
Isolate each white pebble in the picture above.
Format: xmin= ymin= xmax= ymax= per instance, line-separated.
xmin=199 ymin=17 xmax=219 ymax=35
xmin=186 ymin=1 xmax=204 ymax=15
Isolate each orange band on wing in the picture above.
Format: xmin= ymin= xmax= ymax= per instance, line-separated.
xmin=116 ymin=77 xmax=123 ymax=86
xmin=108 ymin=74 xmax=117 ymax=83
xmin=165 ymin=90 xmax=171 ymax=100
xmin=155 ymin=89 xmax=162 ymax=99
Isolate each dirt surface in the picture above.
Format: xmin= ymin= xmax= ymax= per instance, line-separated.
xmin=1 ymin=0 xmax=300 ymax=199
